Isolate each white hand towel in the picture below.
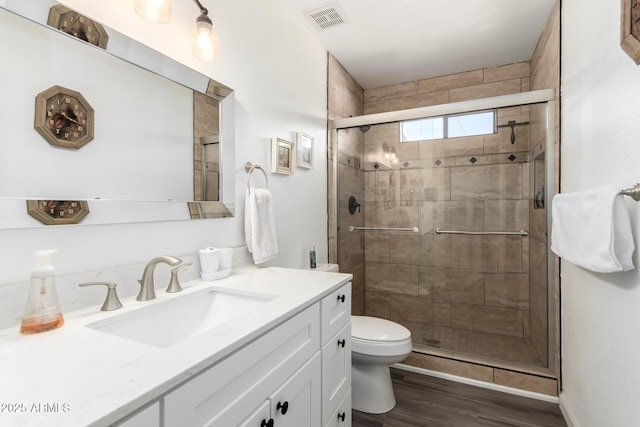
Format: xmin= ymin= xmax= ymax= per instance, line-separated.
xmin=551 ymin=186 xmax=635 ymax=273
xmin=244 ymin=187 xmax=278 ymax=264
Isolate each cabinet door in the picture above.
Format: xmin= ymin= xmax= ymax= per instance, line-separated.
xmin=325 ymin=389 xmax=351 ymax=427
xmin=320 ymin=283 xmax=351 ymax=345
xmin=270 ymin=352 xmax=322 ymax=427
xmin=238 ymin=400 xmax=270 ymax=427
xmin=163 ymin=304 xmax=319 ymax=427
xmin=321 ymin=323 xmax=351 ymax=424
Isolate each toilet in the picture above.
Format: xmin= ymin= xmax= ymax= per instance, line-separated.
xmin=351 ymin=315 xmax=412 ymax=414
xmin=307 ymin=264 xmax=412 ymax=414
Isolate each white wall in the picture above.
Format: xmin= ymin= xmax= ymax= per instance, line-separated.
xmin=561 ymin=0 xmax=640 ymax=425
xmin=0 ymin=1 xmax=327 ymax=297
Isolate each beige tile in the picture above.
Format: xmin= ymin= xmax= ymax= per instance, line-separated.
xmin=483 ymin=125 xmax=530 ymax=155
xmin=421 ymin=168 xmax=451 ymax=200
xmin=364 ymin=200 xmax=420 ymax=228
xmin=493 ymin=369 xmax=557 ymax=396
xmin=390 ymin=233 xmax=422 ymax=265
xmin=451 ymin=302 xmax=523 ymax=337
xmin=399 ymin=168 xmax=423 ymax=202
xmin=418 ymin=140 xmax=434 ymax=159
xmin=484 ymin=200 xmax=529 ymax=232
xmin=484 ymin=62 xmax=530 ymax=83
xmin=389 ymin=90 xmax=450 ymax=110
xmin=419 ymin=266 xmax=485 ymax=304
xmin=364 ymin=100 xmax=390 ymax=114
xmin=485 ymin=273 xmax=529 ymax=309
xmin=364 ymin=81 xmax=417 ymax=103
xmin=425 ymin=200 xmax=485 ymax=232
xmin=446 ymin=235 xmax=499 ymax=273
xmin=337 ymin=231 xmax=364 ymax=271
xmin=496 ymin=236 xmax=524 ymax=273
xmin=417 ymin=70 xmax=484 ymax=94
xmin=450 ymin=79 xmax=522 ymax=103
xmin=364 ymin=291 xmax=391 ymax=318
xmin=433 ymin=135 xmax=484 ymax=157
xmin=388 ymin=294 xmax=451 ymax=325
xmin=404 ymin=353 xmax=494 ymax=382
xmin=450 ymin=164 xmax=523 ymax=201
xmin=365 ymin=262 xmax=420 ymax=295
xmin=364 ymin=232 xmax=390 ymax=262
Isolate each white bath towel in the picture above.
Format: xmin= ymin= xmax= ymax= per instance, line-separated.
xmin=245 ymin=187 xmax=278 ymax=264
xmin=551 ymin=186 xmax=635 ymax=273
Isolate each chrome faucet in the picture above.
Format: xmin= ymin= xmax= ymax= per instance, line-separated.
xmin=137 ymin=256 xmax=182 ymax=301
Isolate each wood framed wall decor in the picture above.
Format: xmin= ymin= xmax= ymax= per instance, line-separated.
xmin=621 ymin=0 xmax=640 ymax=64
xmin=34 ymin=85 xmax=95 ymax=150
xmin=296 ymin=132 xmax=314 ymax=169
xmin=27 ymin=200 xmax=90 ymax=225
xmin=47 ymin=5 xmax=109 ymax=49
xmin=271 ymin=137 xmax=295 ymax=175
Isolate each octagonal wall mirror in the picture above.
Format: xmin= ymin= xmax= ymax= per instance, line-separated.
xmin=0 ymin=0 xmax=235 ymax=228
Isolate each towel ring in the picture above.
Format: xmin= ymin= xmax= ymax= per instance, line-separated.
xmin=245 ymin=162 xmax=269 ymax=189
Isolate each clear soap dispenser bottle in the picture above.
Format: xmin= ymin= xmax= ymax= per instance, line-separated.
xmin=20 ymin=249 xmax=64 ymax=334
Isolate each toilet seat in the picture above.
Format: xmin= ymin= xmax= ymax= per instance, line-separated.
xmin=351 ymin=316 xmax=412 ymax=357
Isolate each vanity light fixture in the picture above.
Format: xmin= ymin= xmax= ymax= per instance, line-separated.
xmin=135 ymin=0 xmax=219 ymax=61
xmin=134 ymin=0 xmax=171 ymax=24
xmin=191 ymin=0 xmax=220 ymax=61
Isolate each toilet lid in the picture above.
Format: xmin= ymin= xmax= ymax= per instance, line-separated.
xmin=351 ymin=316 xmax=411 ymax=342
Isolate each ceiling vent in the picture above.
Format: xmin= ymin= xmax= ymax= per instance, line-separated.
xmin=304 ymin=2 xmax=348 ymax=31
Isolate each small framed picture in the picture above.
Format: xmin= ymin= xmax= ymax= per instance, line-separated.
xmin=296 ymin=132 xmax=314 ymax=169
xmin=271 ymin=137 xmax=295 ymax=175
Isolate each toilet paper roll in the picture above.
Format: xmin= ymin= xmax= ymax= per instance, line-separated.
xmin=199 ymin=247 xmax=220 ymax=273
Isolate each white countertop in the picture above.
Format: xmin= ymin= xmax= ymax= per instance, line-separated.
xmin=0 ymin=266 xmax=352 ymax=427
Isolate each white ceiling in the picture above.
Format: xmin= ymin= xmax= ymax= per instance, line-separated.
xmin=281 ymin=0 xmax=558 ymax=89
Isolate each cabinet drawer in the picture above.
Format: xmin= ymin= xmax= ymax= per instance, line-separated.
xmin=320 ymin=283 xmax=351 ymax=345
xmin=163 ymin=303 xmax=320 ymax=427
xmin=321 ymin=323 xmax=351 ymax=424
xmin=325 ymin=389 xmax=351 ymax=427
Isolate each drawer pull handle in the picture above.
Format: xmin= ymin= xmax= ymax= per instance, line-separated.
xmin=261 ymin=419 xmax=274 ymax=427
xmin=338 ymin=339 xmax=346 ymax=348
xmin=277 ymin=400 xmax=289 ymax=415
xmin=338 ymin=412 xmax=346 ymax=422
xmin=337 ymin=294 xmax=345 ymax=303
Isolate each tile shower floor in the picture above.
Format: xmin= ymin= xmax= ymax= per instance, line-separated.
xmin=410 ymin=324 xmax=544 ymax=367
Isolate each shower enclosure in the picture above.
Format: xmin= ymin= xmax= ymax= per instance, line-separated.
xmin=332 ymin=90 xmax=556 ymax=374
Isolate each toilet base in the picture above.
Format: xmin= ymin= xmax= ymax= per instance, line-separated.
xmin=352 ymin=362 xmax=396 ymax=414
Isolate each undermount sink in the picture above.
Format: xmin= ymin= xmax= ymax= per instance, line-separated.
xmin=86 ymin=288 xmax=276 ymax=348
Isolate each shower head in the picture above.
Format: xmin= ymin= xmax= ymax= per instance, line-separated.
xmin=359 ymin=125 xmax=371 ymax=133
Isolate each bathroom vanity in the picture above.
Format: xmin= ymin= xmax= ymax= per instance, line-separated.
xmin=0 ymin=267 xmax=352 ymax=427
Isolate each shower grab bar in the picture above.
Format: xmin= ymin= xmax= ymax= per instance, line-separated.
xmin=435 ymin=228 xmax=528 ymax=236
xmin=348 ymin=225 xmax=419 ymax=233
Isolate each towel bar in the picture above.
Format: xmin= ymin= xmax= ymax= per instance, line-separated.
xmin=348 ymin=226 xmax=419 ymax=232
xmin=620 ymin=183 xmax=640 ymax=201
xmin=245 ymin=162 xmax=269 ymax=189
xmin=435 ymin=228 xmax=528 ymax=236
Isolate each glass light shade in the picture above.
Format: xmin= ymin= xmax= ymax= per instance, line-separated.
xmin=192 ymin=19 xmax=220 ymax=62
xmin=135 ymin=0 xmax=171 ymax=24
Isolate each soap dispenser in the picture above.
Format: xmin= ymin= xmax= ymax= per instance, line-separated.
xmin=20 ymin=249 xmax=64 ymax=334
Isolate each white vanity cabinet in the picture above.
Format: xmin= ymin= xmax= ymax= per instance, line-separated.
xmin=320 ymin=283 xmax=352 ymax=427
xmin=163 ymin=304 xmax=320 ymax=427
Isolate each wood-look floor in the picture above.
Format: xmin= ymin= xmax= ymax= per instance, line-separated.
xmin=352 ymin=368 xmax=567 ymax=427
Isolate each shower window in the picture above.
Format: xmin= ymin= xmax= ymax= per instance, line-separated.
xmin=400 ymin=109 xmax=496 ymax=142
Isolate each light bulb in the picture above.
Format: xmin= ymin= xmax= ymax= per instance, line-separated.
xmin=197 ymin=29 xmax=212 ymax=49
xmin=135 ymin=0 xmax=171 ymax=24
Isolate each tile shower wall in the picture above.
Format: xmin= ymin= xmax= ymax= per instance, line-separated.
xmin=361 ymin=105 xmax=532 ymax=344
xmin=328 ymin=54 xmax=366 ymax=314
